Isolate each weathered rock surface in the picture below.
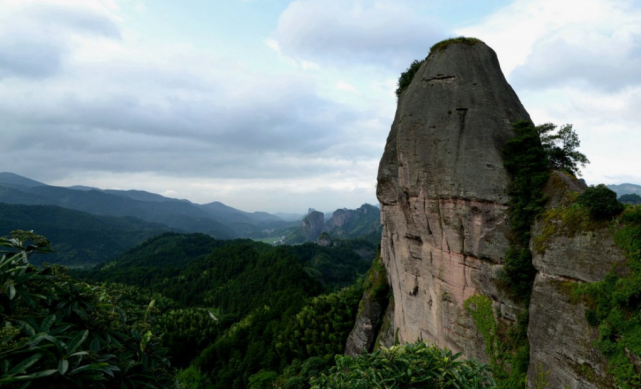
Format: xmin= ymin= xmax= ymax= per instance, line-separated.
xmin=376 ymin=40 xmax=529 ymax=360
xmin=345 ymin=256 xmax=392 ymax=355
xmin=527 ymin=172 xmax=624 ymax=388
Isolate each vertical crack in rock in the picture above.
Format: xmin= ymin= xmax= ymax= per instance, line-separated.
xmin=455 ymin=108 xmax=468 ymax=164
xmin=410 ymin=275 xmax=419 ymax=296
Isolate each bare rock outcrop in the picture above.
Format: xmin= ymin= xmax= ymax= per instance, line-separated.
xmin=376 ymin=40 xmax=530 ymax=360
xmin=300 ymin=210 xmax=324 ymax=241
xmin=526 ymin=172 xmax=624 ymax=388
xmin=345 ymin=255 xmax=393 ymax=355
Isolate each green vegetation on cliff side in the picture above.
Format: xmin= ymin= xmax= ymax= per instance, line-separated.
xmin=574 ymin=205 xmax=641 ymax=387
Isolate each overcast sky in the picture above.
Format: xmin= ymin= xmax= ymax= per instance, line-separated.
xmin=1 ymin=0 xmax=640 ymax=213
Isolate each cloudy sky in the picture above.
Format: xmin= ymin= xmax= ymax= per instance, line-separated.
xmin=1 ymin=0 xmax=640 ymax=213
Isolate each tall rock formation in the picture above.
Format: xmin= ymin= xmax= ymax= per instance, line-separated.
xmin=300 ymin=210 xmax=325 ymax=241
xmin=376 ymin=40 xmax=530 ymax=360
xmin=347 ymin=36 xmax=634 ymax=387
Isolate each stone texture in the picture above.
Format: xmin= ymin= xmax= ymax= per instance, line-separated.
xmin=344 ymin=291 xmax=387 ymax=356
xmin=345 ymin=257 xmax=391 ymax=356
xmin=527 ymin=173 xmax=624 ymax=388
xmin=528 ymin=274 xmax=612 ymax=389
xmin=376 ymin=301 xmax=395 ymax=349
xmin=362 ymin=39 xmax=626 ymax=387
xmin=376 ymin=41 xmax=529 ymax=361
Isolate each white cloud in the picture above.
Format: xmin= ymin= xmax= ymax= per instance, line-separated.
xmin=459 ymin=0 xmax=641 ymax=186
xmin=273 ymin=0 xmax=447 ymax=70
xmin=0 ymin=0 xmax=390 ymax=212
xmin=336 ymin=81 xmax=358 ymax=93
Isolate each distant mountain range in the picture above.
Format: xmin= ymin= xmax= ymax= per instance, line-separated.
xmin=0 ymin=172 xmax=297 ymax=238
xmin=608 ymin=183 xmax=641 ymax=197
xmin=0 ymin=172 xmax=378 ymax=265
xmin=283 ymin=204 xmax=382 ymax=245
xmin=0 ymin=172 xmax=304 ymax=265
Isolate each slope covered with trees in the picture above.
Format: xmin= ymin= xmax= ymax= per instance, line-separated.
xmin=0 ymin=203 xmax=172 ymax=266
xmin=73 ymin=232 xmax=377 ymax=387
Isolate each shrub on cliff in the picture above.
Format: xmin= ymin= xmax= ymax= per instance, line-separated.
xmin=577 ymin=184 xmax=624 ymax=220
xmin=310 ymin=341 xmax=495 ymax=388
xmin=395 ymin=59 xmax=424 ymax=97
xmin=429 ymin=36 xmax=483 ymax=54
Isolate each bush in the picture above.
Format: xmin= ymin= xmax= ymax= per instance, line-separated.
xmin=310 ymin=341 xmax=495 ymax=388
xmin=577 ymin=184 xmax=624 ymax=220
xmin=283 ymin=376 xmax=307 ymax=389
xmin=301 ymin=357 xmax=326 ymax=381
xmin=395 ymin=59 xmax=424 ymax=97
xmin=0 ymin=230 xmax=173 ymax=388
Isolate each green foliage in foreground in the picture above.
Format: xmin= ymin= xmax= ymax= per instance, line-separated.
xmin=577 ymin=184 xmax=624 ymax=220
xmin=574 ymin=206 xmax=641 ymax=387
xmin=310 ymin=341 xmax=496 ymax=389
xmin=0 ymin=231 xmax=172 ymax=388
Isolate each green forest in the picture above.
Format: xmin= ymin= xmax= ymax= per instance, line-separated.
xmin=1 ymin=226 xmax=501 ymax=388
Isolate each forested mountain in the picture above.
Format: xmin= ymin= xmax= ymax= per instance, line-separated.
xmin=0 ymin=183 xmax=236 ymax=238
xmin=86 ymin=232 xmax=376 ymax=293
xmin=4 ymin=229 xmax=491 ymax=389
xmin=608 ymin=182 xmax=641 ymax=196
xmin=284 ymin=204 xmax=382 ymax=245
xmin=0 ymin=203 xmax=172 ymax=266
xmin=73 ymin=232 xmax=376 ymax=388
xmin=0 ymin=172 xmax=299 ymax=242
xmin=0 ymin=172 xmax=46 ymax=187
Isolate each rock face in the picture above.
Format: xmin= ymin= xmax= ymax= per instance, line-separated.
xmin=301 ymin=211 xmax=325 ymax=241
xmin=362 ymin=38 xmax=627 ymax=386
xmin=344 ymin=255 xmax=394 ymax=356
xmin=285 ymin=204 xmax=381 ymax=244
xmin=527 ymin=172 xmax=624 ymax=388
xmin=376 ymin=40 xmax=529 ymax=360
